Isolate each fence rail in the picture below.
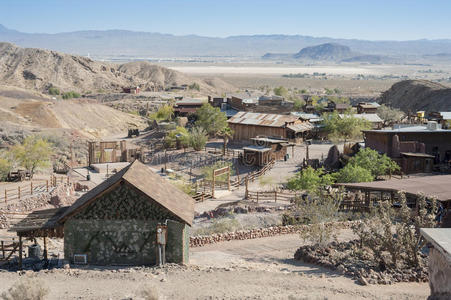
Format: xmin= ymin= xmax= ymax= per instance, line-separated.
xmin=246 ymin=189 xmax=299 ymax=203
xmin=0 ymin=175 xmax=69 ymax=205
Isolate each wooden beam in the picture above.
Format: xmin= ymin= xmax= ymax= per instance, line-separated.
xmin=18 ymin=236 xmax=22 ymax=270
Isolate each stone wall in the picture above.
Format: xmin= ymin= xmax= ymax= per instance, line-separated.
xmin=428 ymin=247 xmax=451 ymax=299
xmin=190 ymin=221 xmax=359 ymax=247
xmin=64 ymin=183 xmax=188 ymax=265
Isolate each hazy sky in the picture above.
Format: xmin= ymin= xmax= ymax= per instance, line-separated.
xmin=1 ymin=0 xmax=450 ymax=40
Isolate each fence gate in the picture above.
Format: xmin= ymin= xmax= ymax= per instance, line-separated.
xmin=212 ymin=166 xmax=231 ymax=198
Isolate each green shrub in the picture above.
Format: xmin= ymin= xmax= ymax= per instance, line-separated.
xmin=48 ymin=87 xmax=60 ymax=95
xmin=189 ymin=126 xmax=208 ymax=151
xmin=61 ymin=91 xmax=81 ymax=99
xmin=189 ymin=82 xmax=200 ymax=91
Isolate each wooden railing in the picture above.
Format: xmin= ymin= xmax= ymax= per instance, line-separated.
xmin=0 ymin=236 xmax=20 ymax=262
xmin=246 ymin=189 xmax=299 ymax=203
xmin=1 ymin=175 xmax=69 ymax=205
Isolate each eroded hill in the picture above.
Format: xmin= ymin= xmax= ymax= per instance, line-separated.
xmin=379 ymin=80 xmax=451 ymax=113
xmin=0 ymin=42 xmax=234 ymax=94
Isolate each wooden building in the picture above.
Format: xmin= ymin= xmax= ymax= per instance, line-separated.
xmin=356 ymin=102 xmax=379 ymax=114
xmin=88 ymin=141 xmax=140 ymax=166
xmin=11 ymin=161 xmax=194 ymax=267
xmin=173 ymin=98 xmax=205 ymax=116
xmin=363 ymin=123 xmax=451 ymax=173
xmin=228 ymin=112 xmax=312 ymax=143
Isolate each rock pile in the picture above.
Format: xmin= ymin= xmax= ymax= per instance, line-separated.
xmin=294 ymin=240 xmax=429 ymax=285
xmin=190 ymin=221 xmax=359 ymax=247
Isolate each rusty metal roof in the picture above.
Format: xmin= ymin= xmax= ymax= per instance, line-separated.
xmin=287 ymin=122 xmax=314 ymax=133
xmin=59 ymin=161 xmax=194 ymax=225
xmin=336 ymin=174 xmax=451 ymax=202
xmin=228 ymin=112 xmax=298 ymax=128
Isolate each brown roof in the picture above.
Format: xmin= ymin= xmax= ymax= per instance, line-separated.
xmin=287 ymin=122 xmax=314 ymax=133
xmin=335 ymin=103 xmax=350 ymax=110
xmin=59 ymin=160 xmax=195 ymax=225
xmin=336 ymin=174 xmax=451 ymax=202
xmin=9 ymin=207 xmax=69 ymax=237
xmin=228 ymin=112 xmax=298 ymax=128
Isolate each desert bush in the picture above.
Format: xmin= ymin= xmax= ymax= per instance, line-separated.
xmin=273 ymin=86 xmax=288 ymax=97
xmin=48 ymin=87 xmax=60 ymax=95
xmin=322 ymin=111 xmax=371 ymax=142
xmin=149 ymin=104 xmax=174 ymax=122
xmin=0 ymin=152 xmax=13 ymax=181
xmin=295 ymin=190 xmax=342 ymax=246
xmin=137 ymin=284 xmax=159 ymax=300
xmin=188 ymin=82 xmax=200 ymax=91
xmin=1 ymin=278 xmax=49 ymax=300
xmin=194 ymin=217 xmax=241 ymax=235
xmin=164 ymin=126 xmax=190 ymax=149
xmin=333 ymin=164 xmax=373 ymax=183
xmin=61 ymin=91 xmax=80 ymax=99
xmin=189 ymin=126 xmax=208 ymax=151
xmin=352 ymin=192 xmax=437 ymax=268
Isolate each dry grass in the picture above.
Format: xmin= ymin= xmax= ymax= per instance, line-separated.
xmin=1 ymin=278 xmax=49 ymax=300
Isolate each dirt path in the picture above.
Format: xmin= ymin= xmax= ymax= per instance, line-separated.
xmin=0 ymin=231 xmax=429 ymax=299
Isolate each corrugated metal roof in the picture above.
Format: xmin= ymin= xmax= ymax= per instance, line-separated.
xmin=291 ymin=112 xmax=320 ymax=120
xmin=287 ymin=122 xmax=314 ymax=133
xmin=339 ymin=113 xmax=383 ymax=123
xmin=228 ymin=112 xmax=298 ymax=127
xmin=175 ymin=98 xmax=205 ymax=105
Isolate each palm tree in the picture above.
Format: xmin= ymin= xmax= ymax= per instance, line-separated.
xmin=219 ymin=127 xmax=233 ymax=156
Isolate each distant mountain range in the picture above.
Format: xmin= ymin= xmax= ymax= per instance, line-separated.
xmin=1 ymin=24 xmax=451 ymax=59
xmin=262 ymin=43 xmax=395 ymax=63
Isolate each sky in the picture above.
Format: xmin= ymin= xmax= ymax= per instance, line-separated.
xmin=1 ymin=0 xmax=450 ymax=40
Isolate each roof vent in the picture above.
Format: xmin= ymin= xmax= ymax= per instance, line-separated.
xmin=427 ymin=121 xmax=440 ymax=131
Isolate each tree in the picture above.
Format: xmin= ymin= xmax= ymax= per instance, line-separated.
xmin=377 ymin=104 xmax=405 ymax=126
xmin=333 ymin=164 xmax=373 ymax=183
xmin=149 ymin=104 xmax=174 ymax=122
xmin=164 ymin=126 xmax=190 ymax=149
xmin=0 ymin=153 xmax=12 ymax=181
xmin=218 ymin=127 xmax=233 ymax=155
xmin=11 ymin=136 xmax=53 ymax=177
xmin=273 ymin=86 xmax=288 ymax=97
xmin=286 ymin=167 xmax=334 ymax=193
xmin=195 ymin=103 xmax=228 ymax=136
xmin=189 ymin=126 xmax=208 ymax=151
xmin=322 ymin=111 xmax=371 ymax=142
xmin=348 ymin=148 xmax=399 ymax=178
xmin=292 ymin=98 xmax=305 ymax=111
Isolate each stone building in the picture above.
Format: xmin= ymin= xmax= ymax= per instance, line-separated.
xmin=59 ymin=160 xmax=194 ymax=265
xmin=420 ymin=228 xmax=451 ymax=299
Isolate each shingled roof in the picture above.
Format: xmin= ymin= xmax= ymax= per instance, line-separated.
xmin=58 ymin=160 xmax=195 ymax=225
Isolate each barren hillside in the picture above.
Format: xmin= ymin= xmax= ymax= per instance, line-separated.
xmin=379 ymin=80 xmax=451 ymax=112
xmin=0 ymin=42 xmax=234 ymax=94
xmin=0 ymin=85 xmax=147 ymax=140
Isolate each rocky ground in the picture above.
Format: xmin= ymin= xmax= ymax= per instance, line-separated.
xmin=0 ymin=232 xmax=430 ymax=300
xmin=294 ymin=240 xmax=428 ymax=286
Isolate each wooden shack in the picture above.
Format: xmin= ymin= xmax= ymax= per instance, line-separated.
xmin=228 ymin=112 xmax=311 ymax=142
xmin=88 ymin=141 xmax=140 ymax=166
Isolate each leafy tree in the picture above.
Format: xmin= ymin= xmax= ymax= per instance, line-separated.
xmin=324 ymin=88 xmax=334 ymax=95
xmin=300 ymin=89 xmax=307 ymax=94
xmin=189 ymin=126 xmax=208 ymax=151
xmin=195 ymin=103 xmax=228 ymax=136
xmin=377 ymin=104 xmax=405 ymax=126
xmin=322 ymin=111 xmax=371 ymax=142
xmin=292 ymin=98 xmax=305 ymax=111
xmin=333 ymin=164 xmax=373 ymax=183
xmin=286 ymin=167 xmax=334 ymax=193
xmin=164 ymin=126 xmax=190 ymax=149
xmin=11 ymin=136 xmax=53 ymax=177
xmin=348 ymin=148 xmax=400 ymax=178
xmin=273 ymin=86 xmax=288 ymax=97
xmin=328 ymin=96 xmax=349 ymax=104
xmin=0 ymin=153 xmax=13 ymax=181
xmin=149 ymin=104 xmax=174 ymax=122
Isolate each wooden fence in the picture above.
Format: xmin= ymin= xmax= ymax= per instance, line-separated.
xmin=246 ymin=189 xmax=299 ymax=203
xmin=0 ymin=236 xmax=20 ymax=263
xmin=1 ymin=175 xmax=69 ymax=204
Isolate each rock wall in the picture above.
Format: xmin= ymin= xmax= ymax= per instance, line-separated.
xmin=189 ymin=221 xmax=359 ymax=247
xmin=428 ymin=247 xmax=451 ymax=299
